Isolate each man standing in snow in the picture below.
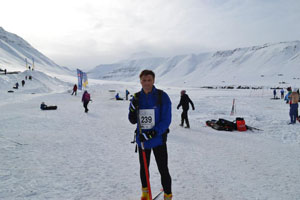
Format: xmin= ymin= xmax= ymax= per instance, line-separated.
xmin=126 ymin=89 xmax=130 ymax=100
xmin=289 ymin=88 xmax=299 ymax=124
xmin=177 ymin=90 xmax=195 ymax=128
xmin=128 ymin=70 xmax=172 ymax=200
xmin=280 ymin=88 xmax=284 ymax=99
xmin=273 ymin=89 xmax=277 ymax=99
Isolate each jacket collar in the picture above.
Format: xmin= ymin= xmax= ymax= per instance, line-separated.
xmin=141 ymin=85 xmax=156 ymax=95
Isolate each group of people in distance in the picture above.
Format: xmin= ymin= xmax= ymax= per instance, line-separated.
xmin=40 ymin=84 xmax=91 ymax=112
xmin=115 ymin=89 xmax=131 ymax=101
xmin=273 ymin=87 xmax=299 ymax=124
xmin=72 ymin=84 xmax=91 ymax=113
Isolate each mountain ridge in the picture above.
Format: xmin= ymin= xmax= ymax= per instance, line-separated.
xmin=89 ymin=40 xmax=300 ymax=87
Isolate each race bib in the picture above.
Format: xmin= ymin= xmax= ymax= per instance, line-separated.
xmin=139 ymin=109 xmax=155 ymax=129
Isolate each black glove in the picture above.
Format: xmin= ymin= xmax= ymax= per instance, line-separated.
xmin=139 ymin=130 xmax=157 ymax=142
xmin=129 ymin=97 xmax=138 ymax=113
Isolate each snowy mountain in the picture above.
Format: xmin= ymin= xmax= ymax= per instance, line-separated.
xmin=0 ymin=27 xmax=71 ymax=75
xmin=127 ymin=51 xmax=154 ymax=60
xmin=89 ymin=41 xmax=300 ymax=87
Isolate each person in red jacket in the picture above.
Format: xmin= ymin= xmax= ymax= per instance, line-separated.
xmin=71 ymin=84 xmax=77 ymax=95
xmin=82 ymin=90 xmax=91 ymax=113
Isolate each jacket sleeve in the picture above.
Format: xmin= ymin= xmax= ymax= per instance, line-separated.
xmin=177 ymin=97 xmax=182 ymax=109
xmin=189 ymin=97 xmax=195 ymax=110
xmin=128 ymin=111 xmax=137 ymax=124
xmin=128 ymin=97 xmax=137 ymax=124
xmin=155 ymin=92 xmax=172 ymax=136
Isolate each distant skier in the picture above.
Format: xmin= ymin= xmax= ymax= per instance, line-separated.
xmin=13 ymin=82 xmax=19 ymax=89
xmin=40 ymin=102 xmax=47 ymax=110
xmin=285 ymin=87 xmax=292 ymax=104
xmin=71 ymin=84 xmax=77 ymax=96
xmin=280 ymin=89 xmax=284 ymax=99
xmin=128 ymin=70 xmax=172 ymax=200
xmin=115 ymin=93 xmax=123 ymax=100
xmin=126 ymin=89 xmax=130 ymax=100
xmin=177 ymin=90 xmax=195 ymax=128
xmin=40 ymin=102 xmax=57 ymax=110
xmin=21 ymin=80 xmax=25 ymax=87
xmin=82 ymin=90 xmax=91 ymax=113
xmin=273 ymin=89 xmax=277 ymax=99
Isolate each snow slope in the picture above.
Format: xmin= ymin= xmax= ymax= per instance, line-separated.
xmin=89 ymin=41 xmax=300 ymax=87
xmin=0 ymin=27 xmax=71 ymax=76
xmin=0 ymin=77 xmax=299 ymax=200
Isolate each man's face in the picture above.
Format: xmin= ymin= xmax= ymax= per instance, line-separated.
xmin=140 ymin=74 xmax=154 ymax=93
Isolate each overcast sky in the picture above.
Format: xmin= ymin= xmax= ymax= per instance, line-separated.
xmin=1 ymin=0 xmax=300 ymax=69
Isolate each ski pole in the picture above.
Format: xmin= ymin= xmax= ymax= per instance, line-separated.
xmin=230 ymin=98 xmax=235 ymax=115
xmin=130 ymin=130 xmax=136 ymax=143
xmin=130 ymin=131 xmax=138 ymax=153
xmin=246 ymin=125 xmax=263 ymax=131
xmin=137 ymin=108 xmax=153 ymax=200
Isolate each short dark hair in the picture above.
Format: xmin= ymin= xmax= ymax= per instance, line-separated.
xmin=139 ymin=70 xmax=155 ymax=79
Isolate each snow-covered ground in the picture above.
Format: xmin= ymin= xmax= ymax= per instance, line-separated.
xmin=0 ymin=72 xmax=299 ymax=200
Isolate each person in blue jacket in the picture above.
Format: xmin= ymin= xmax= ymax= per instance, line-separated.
xmin=128 ymin=69 xmax=172 ymax=200
xmin=280 ymin=88 xmax=284 ymax=99
xmin=125 ymin=89 xmax=130 ymax=100
xmin=115 ymin=93 xmax=123 ymax=100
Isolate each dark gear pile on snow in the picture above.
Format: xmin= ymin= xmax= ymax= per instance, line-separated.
xmin=206 ymin=117 xmax=247 ymax=132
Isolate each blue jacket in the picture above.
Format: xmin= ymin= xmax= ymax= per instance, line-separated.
xmin=128 ymin=86 xmax=172 ymax=149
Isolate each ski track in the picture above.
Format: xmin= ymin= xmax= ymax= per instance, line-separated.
xmin=0 ymin=83 xmax=300 ymax=200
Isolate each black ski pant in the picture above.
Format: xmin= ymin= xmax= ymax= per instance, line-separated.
xmin=83 ymin=101 xmax=89 ymax=112
xmin=138 ymin=143 xmax=172 ymax=194
xmin=181 ymin=109 xmax=190 ymax=128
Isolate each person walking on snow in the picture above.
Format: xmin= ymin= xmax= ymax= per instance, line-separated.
xmin=289 ymin=88 xmax=299 ymax=124
xmin=273 ymin=89 xmax=277 ymax=99
xmin=126 ymin=89 xmax=130 ymax=100
xmin=177 ymin=90 xmax=195 ymax=128
xmin=71 ymin=84 xmax=77 ymax=95
xmin=128 ymin=70 xmax=172 ymax=200
xmin=280 ymin=88 xmax=284 ymax=99
xmin=82 ymin=90 xmax=91 ymax=113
